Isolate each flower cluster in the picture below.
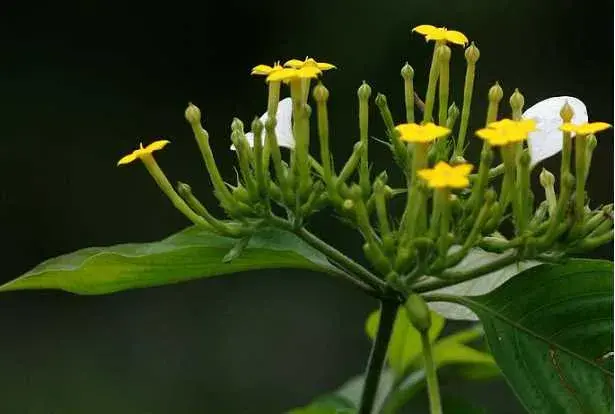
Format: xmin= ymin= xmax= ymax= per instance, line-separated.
xmin=117 ymin=24 xmax=613 ymax=295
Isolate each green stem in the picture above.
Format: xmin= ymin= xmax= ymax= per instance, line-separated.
xmin=455 ymin=61 xmax=476 ymax=156
xmin=358 ymin=299 xmax=399 ymax=414
xmin=270 ymin=217 xmax=387 ymax=292
xmin=421 ymin=330 xmax=442 ymax=414
xmin=423 ymin=43 xmax=442 ymax=123
xmin=412 ymin=251 xmax=519 ymax=293
xmin=574 ymin=135 xmax=588 ymax=221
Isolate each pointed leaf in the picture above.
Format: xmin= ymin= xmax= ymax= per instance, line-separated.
xmin=428 ymin=259 xmax=614 ymax=413
xmin=0 ymin=226 xmax=343 ymax=295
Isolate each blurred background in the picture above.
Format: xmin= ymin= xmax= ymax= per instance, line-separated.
xmin=0 ymin=0 xmax=612 ymax=412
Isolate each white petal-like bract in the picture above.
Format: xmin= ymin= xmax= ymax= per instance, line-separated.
xmin=231 ymin=97 xmax=295 ymax=150
xmin=522 ymin=96 xmax=587 ymax=167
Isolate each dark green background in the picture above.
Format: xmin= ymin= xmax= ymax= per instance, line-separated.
xmin=0 ymin=1 xmax=612 ymax=413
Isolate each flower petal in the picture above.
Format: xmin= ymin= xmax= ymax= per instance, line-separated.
xmin=445 ymin=30 xmax=469 ymax=45
xmin=251 ymin=64 xmax=273 ymax=75
xmin=316 ymin=62 xmax=337 ymax=70
xmin=284 ymin=59 xmax=305 ymax=68
xmin=146 ymin=140 xmax=171 ymax=152
xmin=584 ymin=122 xmax=611 ymax=134
xmin=522 ymin=96 xmax=587 ymax=167
xmin=117 ymin=153 xmax=138 ymax=166
xmin=412 ymin=24 xmax=437 ymax=35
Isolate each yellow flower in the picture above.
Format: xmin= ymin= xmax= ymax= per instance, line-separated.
xmin=251 ymin=62 xmax=285 ymax=80
xmin=418 ymin=161 xmax=473 ymax=189
xmin=412 ymin=25 xmax=469 ymax=46
xmin=395 ymin=122 xmax=451 ymax=143
xmin=475 ymin=118 xmax=536 ymax=146
xmin=117 ymin=140 xmax=170 ymax=166
xmin=266 ymin=66 xmax=322 ymax=83
xmin=284 ymin=57 xmax=336 ymax=71
xmin=559 ymin=121 xmax=611 ymax=135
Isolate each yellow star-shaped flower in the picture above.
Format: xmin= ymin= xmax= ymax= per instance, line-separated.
xmin=266 ymin=66 xmax=322 ymax=83
xmin=284 ymin=57 xmax=336 ymax=71
xmin=475 ymin=119 xmax=536 ymax=146
xmin=395 ymin=122 xmax=451 ymax=143
xmin=412 ymin=25 xmax=469 ymax=46
xmin=117 ymin=140 xmax=170 ymax=166
xmin=559 ymin=121 xmax=611 ymax=135
xmin=251 ymin=62 xmax=284 ymax=77
xmin=418 ymin=162 xmax=473 ymax=189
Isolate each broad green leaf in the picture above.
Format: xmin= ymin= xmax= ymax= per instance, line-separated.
xmin=428 ymin=259 xmax=614 ymax=414
xmin=428 ymin=247 xmax=540 ymax=321
xmin=365 ymin=308 xmax=445 ymax=376
xmin=0 ymin=226 xmax=344 ymax=295
xmin=441 ymin=394 xmax=488 ymax=413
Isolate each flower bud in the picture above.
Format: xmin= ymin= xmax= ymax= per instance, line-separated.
xmin=464 ymin=42 xmax=480 ymax=63
xmin=374 ymin=93 xmax=387 ymax=108
xmin=446 ymin=102 xmax=460 ymax=129
xmin=518 ymin=150 xmax=531 ymax=167
xmin=560 ymin=101 xmax=574 ymax=122
xmin=312 ymin=82 xmax=329 ymax=102
xmin=185 ymin=102 xmax=202 ymax=125
xmin=510 ymin=88 xmax=525 ymax=114
xmin=177 ymin=181 xmax=193 ymax=198
xmin=404 ymin=293 xmax=431 ymax=332
xmin=342 ymin=199 xmax=354 ymax=211
xmin=400 ymin=62 xmax=414 ymax=80
xmin=357 ymin=81 xmax=372 ymax=101
xmin=251 ymin=117 xmax=264 ymax=137
xmin=587 ymin=134 xmax=598 ymax=152
xmin=488 ymin=82 xmax=503 ymax=103
xmin=484 ymin=188 xmax=497 ymax=203
xmin=231 ymin=117 xmax=244 ymax=132
xmin=437 ymin=44 xmax=452 ymax=63
xmin=539 ymin=168 xmax=555 ymax=188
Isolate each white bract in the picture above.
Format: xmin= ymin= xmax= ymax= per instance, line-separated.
xmin=522 ymin=96 xmax=587 ymax=167
xmin=230 ymin=97 xmax=295 ymax=150
xmin=428 ymin=248 xmax=541 ymax=321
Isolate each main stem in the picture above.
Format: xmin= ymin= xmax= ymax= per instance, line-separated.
xmin=421 ymin=330 xmax=442 ymax=414
xmin=358 ymin=299 xmax=398 ymax=414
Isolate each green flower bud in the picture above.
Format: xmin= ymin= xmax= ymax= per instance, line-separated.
xmin=312 ymin=82 xmax=330 ymax=102
xmin=231 ymin=117 xmax=244 ymax=132
xmin=437 ymin=44 xmax=452 ymax=62
xmin=400 ymin=62 xmax=415 ymax=80
xmin=184 ymin=102 xmax=201 ymax=125
xmin=510 ymin=88 xmax=525 ymax=120
xmin=374 ymin=93 xmax=387 ymax=108
xmin=464 ymin=42 xmax=480 ymax=63
xmin=519 ymin=150 xmax=531 ymax=167
xmin=484 ymin=188 xmax=497 ymax=203
xmin=587 ymin=134 xmax=598 ymax=151
xmin=177 ymin=181 xmax=193 ymax=198
xmin=510 ymin=88 xmax=525 ymax=111
xmin=404 ymin=293 xmax=431 ymax=332
xmin=342 ymin=199 xmax=354 ymax=211
xmin=560 ymin=101 xmax=574 ymax=122
xmin=357 ymin=81 xmax=372 ymax=100
xmin=539 ymin=168 xmax=555 ymax=188
xmin=488 ymin=82 xmax=503 ymax=103
xmin=446 ymin=102 xmax=460 ymax=129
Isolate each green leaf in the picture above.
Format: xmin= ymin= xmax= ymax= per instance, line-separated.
xmin=0 ymin=226 xmax=344 ymax=295
xmin=365 ymin=307 xmax=445 ymax=376
xmin=428 ymin=259 xmax=614 ymax=414
xmin=428 ymin=247 xmax=540 ymax=321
